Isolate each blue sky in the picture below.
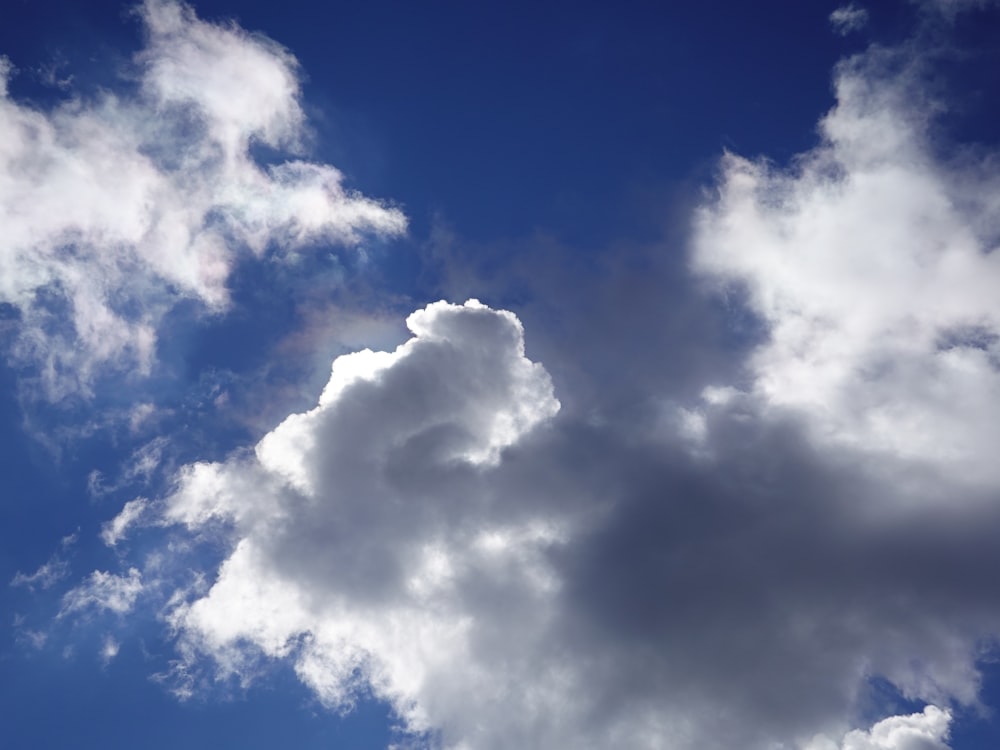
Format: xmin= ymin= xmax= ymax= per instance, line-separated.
xmin=3 ymin=1 xmax=1000 ymax=748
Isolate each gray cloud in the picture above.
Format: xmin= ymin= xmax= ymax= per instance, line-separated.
xmin=535 ymin=408 xmax=994 ymax=748
xmin=141 ymin=319 xmax=1000 ymax=750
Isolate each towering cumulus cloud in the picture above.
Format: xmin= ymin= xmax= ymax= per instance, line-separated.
xmin=0 ymin=0 xmax=404 ymax=399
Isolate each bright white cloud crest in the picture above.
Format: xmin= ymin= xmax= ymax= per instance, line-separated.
xmin=0 ymin=0 xmax=405 ymax=399
xmin=807 ymin=707 xmax=952 ymax=750
xmin=693 ymin=47 xmax=1000 ymax=483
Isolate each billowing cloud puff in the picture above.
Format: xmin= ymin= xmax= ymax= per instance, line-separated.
xmin=0 ymin=0 xmax=405 ymax=399
xmin=159 ymin=300 xmax=563 ymax=735
xmin=807 ymin=706 xmax=952 ymax=750
xmin=692 ymin=41 xmax=1000 ymax=484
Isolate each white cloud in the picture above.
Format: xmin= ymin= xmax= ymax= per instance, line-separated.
xmin=60 ymin=568 xmax=143 ymax=616
xmin=154 ymin=300 xmax=571 ymax=744
xmin=830 ymin=4 xmax=870 ymax=35
xmin=806 ymin=706 xmax=952 ymax=750
xmin=0 ymin=0 xmax=405 ymax=399
xmin=72 ymin=7 xmax=1000 ymax=750
xmin=692 ymin=41 xmax=1000 ymax=485
xmin=101 ymin=497 xmax=150 ymax=547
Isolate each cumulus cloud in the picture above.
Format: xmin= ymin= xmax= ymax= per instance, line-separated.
xmin=0 ymin=0 xmax=405 ymax=399
xmin=806 ymin=706 xmax=952 ymax=750
xmin=692 ymin=40 xmax=1000 ymax=485
xmin=137 ymin=303 xmax=1000 ymax=750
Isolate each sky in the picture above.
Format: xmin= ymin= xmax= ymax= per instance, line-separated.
xmin=2 ymin=0 xmax=1000 ymax=748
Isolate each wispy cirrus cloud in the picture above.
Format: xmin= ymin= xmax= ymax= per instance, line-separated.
xmin=0 ymin=0 xmax=405 ymax=401
xmin=11 ymin=555 xmax=69 ymax=592
xmin=11 ymin=531 xmax=77 ymax=591
xmin=830 ymin=4 xmax=870 ymax=35
xmin=100 ymin=497 xmax=150 ymax=547
xmin=60 ymin=568 xmax=143 ymax=617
